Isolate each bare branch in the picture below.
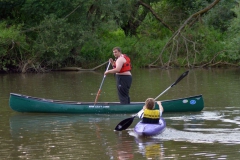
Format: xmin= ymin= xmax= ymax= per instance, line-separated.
xmin=139 ymin=0 xmax=174 ymax=32
xmin=149 ymin=0 xmax=221 ymax=67
xmin=64 ymin=4 xmax=82 ymax=19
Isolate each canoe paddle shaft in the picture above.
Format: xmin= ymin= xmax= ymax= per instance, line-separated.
xmin=94 ymin=62 xmax=111 ymax=105
xmin=114 ymin=70 xmax=189 ymax=131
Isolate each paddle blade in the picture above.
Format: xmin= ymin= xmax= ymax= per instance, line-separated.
xmin=94 ymin=62 xmax=110 ymax=104
xmin=114 ymin=116 xmax=135 ymax=131
xmin=94 ymin=90 xmax=101 ymax=104
xmin=171 ymin=70 xmax=189 ymax=87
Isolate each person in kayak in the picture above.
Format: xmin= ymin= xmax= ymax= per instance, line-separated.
xmin=104 ymin=47 xmax=132 ymax=104
xmin=138 ymin=98 xmax=164 ymax=124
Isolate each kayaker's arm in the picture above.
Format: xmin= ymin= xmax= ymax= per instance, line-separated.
xmin=157 ymin=101 xmax=164 ymax=116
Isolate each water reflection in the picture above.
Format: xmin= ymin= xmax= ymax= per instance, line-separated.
xmin=9 ymin=114 xmax=114 ymax=159
xmin=9 ymin=114 xmax=110 ymax=136
xmin=2 ymin=68 xmax=240 ymax=159
xmin=154 ymin=111 xmax=240 ymax=144
xmin=113 ymin=132 xmax=135 ymax=160
xmin=133 ymin=136 xmax=165 ymax=159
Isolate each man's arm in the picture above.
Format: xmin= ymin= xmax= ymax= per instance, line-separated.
xmin=105 ymin=57 xmax=125 ymax=74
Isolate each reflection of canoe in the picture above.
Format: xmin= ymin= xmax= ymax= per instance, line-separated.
xmin=134 ymin=118 xmax=166 ymax=136
xmin=9 ymin=93 xmax=204 ymax=114
xmin=9 ymin=114 xmax=109 ymax=137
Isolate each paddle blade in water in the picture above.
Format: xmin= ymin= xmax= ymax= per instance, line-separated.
xmin=114 ymin=117 xmax=135 ymax=131
xmin=94 ymin=90 xmax=101 ymax=104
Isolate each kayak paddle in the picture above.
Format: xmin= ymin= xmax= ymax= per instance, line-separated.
xmin=114 ymin=70 xmax=189 ymax=131
xmin=94 ymin=62 xmax=111 ymax=105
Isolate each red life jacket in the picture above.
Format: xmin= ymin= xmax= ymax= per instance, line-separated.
xmin=113 ymin=54 xmax=131 ymax=73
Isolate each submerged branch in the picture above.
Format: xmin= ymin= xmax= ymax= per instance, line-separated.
xmin=56 ymin=61 xmax=109 ymax=71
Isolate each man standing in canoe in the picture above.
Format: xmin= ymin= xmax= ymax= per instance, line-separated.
xmin=104 ymin=47 xmax=132 ymax=104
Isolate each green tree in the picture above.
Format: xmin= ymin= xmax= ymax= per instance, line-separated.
xmin=225 ymin=3 xmax=240 ymax=63
xmin=0 ymin=0 xmax=239 ymax=72
xmin=0 ymin=22 xmax=29 ymax=72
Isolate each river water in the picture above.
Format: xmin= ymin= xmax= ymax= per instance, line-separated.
xmin=1 ymin=68 xmax=240 ymax=159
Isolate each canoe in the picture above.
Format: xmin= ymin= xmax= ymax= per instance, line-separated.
xmin=134 ymin=118 xmax=166 ymax=136
xmin=9 ymin=93 xmax=204 ymax=114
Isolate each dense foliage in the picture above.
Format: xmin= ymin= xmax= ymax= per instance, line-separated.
xmin=0 ymin=0 xmax=239 ymax=73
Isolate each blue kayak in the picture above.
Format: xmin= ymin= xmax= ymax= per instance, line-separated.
xmin=134 ymin=118 xmax=166 ymax=136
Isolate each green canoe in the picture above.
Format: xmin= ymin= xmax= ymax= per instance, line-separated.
xmin=9 ymin=93 xmax=204 ymax=114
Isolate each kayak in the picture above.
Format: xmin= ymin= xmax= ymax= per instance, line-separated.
xmin=134 ymin=118 xmax=166 ymax=136
xmin=9 ymin=93 xmax=204 ymax=114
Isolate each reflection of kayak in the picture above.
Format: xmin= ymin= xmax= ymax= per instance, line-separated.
xmin=134 ymin=136 xmax=164 ymax=159
xmin=134 ymin=118 xmax=166 ymax=136
xmin=9 ymin=93 xmax=204 ymax=113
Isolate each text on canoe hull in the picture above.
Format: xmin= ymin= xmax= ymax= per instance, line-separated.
xmin=89 ymin=105 xmax=110 ymax=108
